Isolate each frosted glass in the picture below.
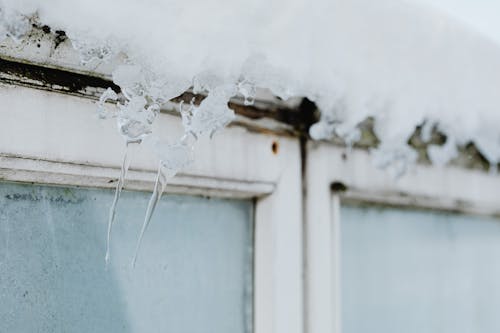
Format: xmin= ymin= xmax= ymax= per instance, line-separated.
xmin=341 ymin=205 xmax=500 ymax=333
xmin=0 ymin=182 xmax=253 ymax=333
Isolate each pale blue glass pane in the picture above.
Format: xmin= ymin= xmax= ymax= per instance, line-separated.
xmin=341 ymin=205 xmax=500 ymax=333
xmin=0 ymin=182 xmax=253 ymax=333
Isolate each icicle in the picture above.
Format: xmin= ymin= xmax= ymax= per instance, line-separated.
xmin=131 ymin=135 xmax=195 ymax=266
xmin=131 ymin=164 xmax=171 ymax=267
xmin=105 ymin=142 xmax=132 ymax=265
xmin=99 ymin=85 xmax=158 ymax=264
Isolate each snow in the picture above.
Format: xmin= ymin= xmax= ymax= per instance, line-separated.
xmin=416 ymin=0 xmax=500 ymax=44
xmin=3 ymin=0 xmax=500 ymax=263
xmin=1 ymin=0 xmax=500 ymax=169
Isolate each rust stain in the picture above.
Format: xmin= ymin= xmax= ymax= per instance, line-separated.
xmin=271 ymin=141 xmax=279 ymax=155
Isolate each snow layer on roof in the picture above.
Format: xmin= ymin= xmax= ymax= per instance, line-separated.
xmin=416 ymin=0 xmax=500 ymax=44
xmin=1 ymin=0 xmax=500 ymax=171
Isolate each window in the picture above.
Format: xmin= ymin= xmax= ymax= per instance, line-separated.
xmin=0 ymin=182 xmax=253 ymax=332
xmin=0 ymin=81 xmax=303 ymax=333
xmin=305 ymin=142 xmax=500 ymax=333
xmin=341 ymin=204 xmax=500 ymax=333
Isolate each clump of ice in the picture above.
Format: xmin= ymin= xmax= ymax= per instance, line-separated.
xmin=237 ymin=79 xmax=257 ymax=106
xmin=96 ymin=87 xmax=118 ymax=119
xmin=113 ymin=65 xmax=190 ymax=105
xmin=117 ymin=98 xmax=159 ymax=143
xmin=181 ymin=86 xmax=235 ymax=139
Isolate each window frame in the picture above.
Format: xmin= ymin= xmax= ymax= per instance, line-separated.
xmin=305 ymin=141 xmax=500 ymax=333
xmin=0 ymin=84 xmax=304 ymax=333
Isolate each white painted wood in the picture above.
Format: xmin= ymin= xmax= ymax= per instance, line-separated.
xmin=0 ymin=84 xmax=288 ymax=186
xmin=255 ymin=137 xmax=303 ymax=333
xmin=330 ymin=193 xmax=342 ymax=333
xmin=0 ymin=83 xmax=304 ymax=333
xmin=309 ymin=141 xmax=500 ymax=216
xmin=305 ymin=140 xmax=500 ymax=333
xmin=0 ymin=155 xmax=275 ymax=199
xmin=305 ymin=144 xmax=335 ymax=333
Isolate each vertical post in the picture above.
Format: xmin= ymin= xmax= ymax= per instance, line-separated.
xmin=305 ymin=147 xmax=337 ymax=333
xmin=255 ymin=138 xmax=303 ymax=333
xmin=330 ymin=191 xmax=342 ymax=333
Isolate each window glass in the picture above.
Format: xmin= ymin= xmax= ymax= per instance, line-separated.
xmin=0 ymin=182 xmax=253 ymax=333
xmin=341 ymin=204 xmax=500 ymax=333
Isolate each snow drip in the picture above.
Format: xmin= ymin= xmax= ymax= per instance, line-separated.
xmin=2 ymin=0 xmax=500 ymax=260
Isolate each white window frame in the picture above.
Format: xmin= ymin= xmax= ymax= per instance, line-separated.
xmin=305 ymin=141 xmax=500 ymax=333
xmin=9 ymin=30 xmax=500 ymax=333
xmin=0 ymin=84 xmax=304 ymax=333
